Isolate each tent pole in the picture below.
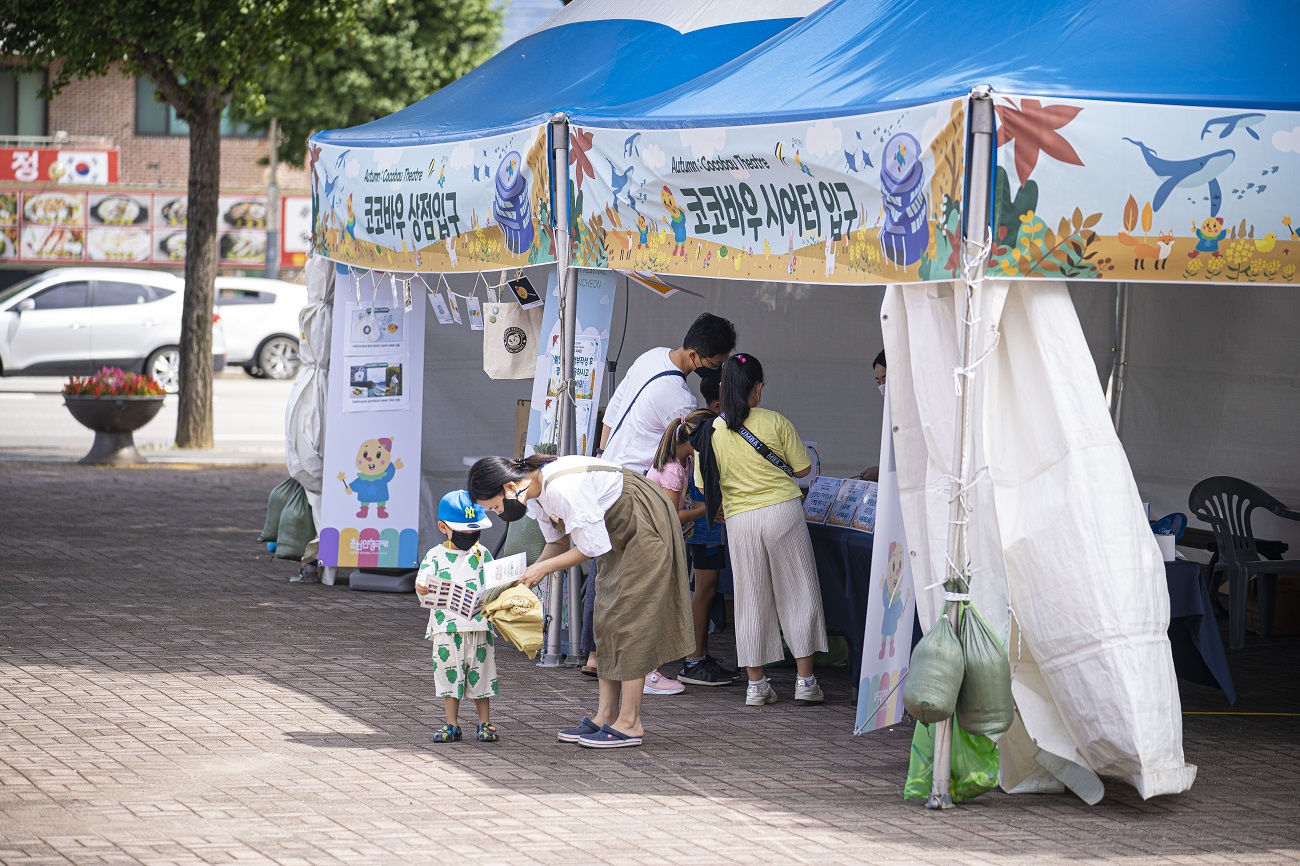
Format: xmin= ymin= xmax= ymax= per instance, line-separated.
xmin=547 ymin=113 xmax=583 ymax=667
xmin=929 ymin=85 xmax=995 ymax=811
xmin=1105 ymin=282 xmax=1131 ymax=433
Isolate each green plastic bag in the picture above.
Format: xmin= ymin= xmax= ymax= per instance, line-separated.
xmin=902 ymin=613 xmax=964 ymax=723
xmin=273 ymin=481 xmax=314 ymax=562
xmin=957 ymin=603 xmax=1014 ymax=738
xmin=904 ymin=720 xmax=1001 ymax=803
xmin=258 ymin=477 xmax=298 ymax=543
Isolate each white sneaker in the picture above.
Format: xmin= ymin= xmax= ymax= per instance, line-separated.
xmin=745 ymin=679 xmax=778 ymax=706
xmin=794 ymin=676 xmax=824 ymax=704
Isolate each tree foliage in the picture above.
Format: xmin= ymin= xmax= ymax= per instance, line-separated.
xmin=0 ymin=0 xmax=358 ymax=448
xmin=237 ymin=0 xmax=502 ymax=166
xmin=1 ymin=0 xmax=356 ymax=125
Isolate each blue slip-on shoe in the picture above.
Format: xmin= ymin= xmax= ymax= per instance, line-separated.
xmin=557 ymin=716 xmax=600 ymax=744
xmin=577 ymin=725 xmax=643 ymax=749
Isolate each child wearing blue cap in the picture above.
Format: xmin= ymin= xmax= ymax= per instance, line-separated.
xmin=415 ymin=490 xmax=500 ymax=744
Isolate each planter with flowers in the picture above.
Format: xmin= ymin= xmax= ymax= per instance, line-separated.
xmin=62 ymin=367 xmax=167 ymax=465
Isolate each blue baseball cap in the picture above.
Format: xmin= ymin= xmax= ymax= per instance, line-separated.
xmin=438 ymin=489 xmax=492 ymax=531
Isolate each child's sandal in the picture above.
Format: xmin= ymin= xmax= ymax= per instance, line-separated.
xmin=431 ymin=724 xmax=461 ymax=743
xmin=476 ymin=723 xmax=499 ymax=743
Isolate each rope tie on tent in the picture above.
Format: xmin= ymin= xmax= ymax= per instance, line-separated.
xmin=1007 ymin=602 xmax=1024 ymax=678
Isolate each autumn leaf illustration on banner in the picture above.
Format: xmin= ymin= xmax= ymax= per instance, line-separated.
xmin=570 ymin=127 xmax=596 ymax=198
xmin=995 ymin=99 xmax=1084 ymax=185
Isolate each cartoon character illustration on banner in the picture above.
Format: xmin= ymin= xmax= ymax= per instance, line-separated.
xmin=493 ymin=150 xmax=533 ymax=254
xmin=337 ymin=437 xmax=404 ymax=519
xmin=661 ymin=185 xmax=688 ymax=258
xmin=879 ymin=132 xmax=928 ymax=267
xmin=879 ymin=541 xmax=910 ymax=659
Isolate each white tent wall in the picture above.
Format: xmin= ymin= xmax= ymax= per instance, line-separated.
xmin=1068 ymin=282 xmax=1300 ymax=556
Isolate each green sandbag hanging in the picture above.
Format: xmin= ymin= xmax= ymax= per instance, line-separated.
xmin=273 ymin=481 xmax=314 ymax=562
xmin=956 ymin=602 xmax=1015 ymax=738
xmin=904 ymin=720 xmax=1001 ymax=803
xmin=258 ymin=477 xmax=298 ymax=544
xmin=902 ymin=611 xmax=964 ymax=724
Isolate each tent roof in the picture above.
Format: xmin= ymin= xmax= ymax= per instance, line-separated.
xmin=312 ymin=0 xmax=823 ymax=148
xmin=576 ymin=0 xmax=1300 ymax=128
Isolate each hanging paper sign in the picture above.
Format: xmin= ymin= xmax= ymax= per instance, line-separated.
xmin=507 ymin=274 xmax=544 ymax=309
xmin=991 ymin=96 xmax=1299 ymax=286
xmin=467 ymin=296 xmax=484 ymax=330
xmin=448 ymin=293 xmax=463 ymax=325
xmin=428 ymin=291 xmax=454 ymax=324
xmin=526 ymin=268 xmax=617 ymax=457
xmin=310 ymin=124 xmax=556 ymax=272
xmin=575 ymin=99 xmax=967 ymax=285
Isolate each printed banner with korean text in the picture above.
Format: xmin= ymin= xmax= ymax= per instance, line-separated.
xmin=572 ymin=100 xmax=967 ymax=285
xmin=990 ymin=96 xmax=1300 ymax=286
xmin=310 ymin=125 xmax=555 ymax=273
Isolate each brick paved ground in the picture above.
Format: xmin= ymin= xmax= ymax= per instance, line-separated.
xmin=1 ymin=462 xmax=1298 ymax=866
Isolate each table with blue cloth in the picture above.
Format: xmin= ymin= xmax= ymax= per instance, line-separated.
xmin=806 ymin=522 xmax=876 ymax=685
xmin=805 ymin=523 xmax=1236 ymax=703
xmin=1165 ymin=559 xmax=1236 ymax=703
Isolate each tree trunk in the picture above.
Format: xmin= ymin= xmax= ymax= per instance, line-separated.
xmin=175 ymin=101 xmax=222 ymax=449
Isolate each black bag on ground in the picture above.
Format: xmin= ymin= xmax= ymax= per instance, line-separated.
xmin=273 ymin=481 xmax=314 ymax=562
xmin=956 ymin=603 xmax=1014 ymax=737
xmin=258 ymin=477 xmax=299 ymax=544
xmin=903 ymin=612 xmax=964 ymax=724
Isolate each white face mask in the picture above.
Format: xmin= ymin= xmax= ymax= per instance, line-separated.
xmin=878 ymin=383 xmax=886 ymax=396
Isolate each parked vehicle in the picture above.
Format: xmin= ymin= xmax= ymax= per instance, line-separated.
xmin=214 ymin=277 xmax=306 ymax=380
xmin=0 ymin=267 xmax=226 ymax=392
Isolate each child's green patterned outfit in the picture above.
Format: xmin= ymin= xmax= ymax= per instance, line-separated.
xmin=416 ymin=542 xmax=499 ymax=701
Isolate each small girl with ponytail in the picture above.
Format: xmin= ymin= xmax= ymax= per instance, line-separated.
xmin=706 ymin=353 xmax=828 ymax=706
xmin=647 ymin=410 xmax=739 ymax=687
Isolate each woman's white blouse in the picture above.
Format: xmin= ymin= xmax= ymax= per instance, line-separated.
xmin=525 ymin=456 xmax=625 ymax=557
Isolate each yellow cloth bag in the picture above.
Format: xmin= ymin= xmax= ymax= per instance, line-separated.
xmin=484 ymin=584 xmax=544 ymax=659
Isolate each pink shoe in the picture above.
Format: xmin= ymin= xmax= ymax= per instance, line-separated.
xmin=643 ymin=671 xmax=685 ymax=695
xmin=376 ymin=505 xmax=389 ymax=519
xmin=356 ymin=506 xmax=369 ymax=518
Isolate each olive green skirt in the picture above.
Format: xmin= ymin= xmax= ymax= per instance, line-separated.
xmin=593 ymin=468 xmax=694 ymax=681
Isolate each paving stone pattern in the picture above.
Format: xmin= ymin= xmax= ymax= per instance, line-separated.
xmin=1 ymin=463 xmax=1298 ymax=865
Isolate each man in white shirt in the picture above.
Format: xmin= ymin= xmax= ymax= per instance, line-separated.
xmin=598 ymin=312 xmax=737 ymax=472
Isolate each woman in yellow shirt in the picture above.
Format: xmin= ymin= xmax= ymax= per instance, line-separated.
xmin=710 ymin=353 xmax=828 ymax=706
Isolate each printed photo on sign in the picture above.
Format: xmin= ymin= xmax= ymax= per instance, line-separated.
xmin=467 ymin=296 xmax=484 ymax=330
xmin=21 ymin=226 xmax=84 ymax=261
xmin=88 ymin=193 xmax=150 ymax=226
xmin=23 ymin=191 xmax=84 ymax=225
xmin=348 ymin=304 xmax=405 ymax=350
xmin=345 ymin=358 xmax=408 ymax=411
xmin=87 ymin=227 xmax=151 ymax=263
xmin=0 ymin=193 xmax=16 ymax=225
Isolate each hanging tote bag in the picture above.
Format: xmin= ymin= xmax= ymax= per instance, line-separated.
xmin=482 ymin=287 xmax=543 ymax=380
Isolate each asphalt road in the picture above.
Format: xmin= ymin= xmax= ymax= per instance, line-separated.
xmin=0 ymin=370 xmax=293 ymax=460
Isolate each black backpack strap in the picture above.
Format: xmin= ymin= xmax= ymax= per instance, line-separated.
xmin=605 ymin=368 xmax=687 ymax=451
xmin=736 ymin=425 xmax=795 ymax=477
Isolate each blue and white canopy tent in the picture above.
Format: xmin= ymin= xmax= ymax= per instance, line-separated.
xmin=293 ymin=2 xmax=828 ymax=651
xmin=563 ymin=0 xmax=1299 ymax=804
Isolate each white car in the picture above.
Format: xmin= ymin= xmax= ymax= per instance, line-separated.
xmin=0 ymin=267 xmax=227 ymax=392
xmin=214 ymin=276 xmax=306 ymax=380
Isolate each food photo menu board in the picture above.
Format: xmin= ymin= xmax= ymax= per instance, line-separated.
xmin=0 ymin=190 xmax=273 ymax=267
